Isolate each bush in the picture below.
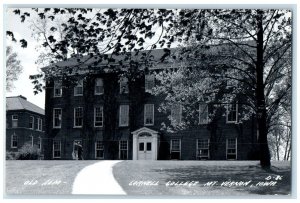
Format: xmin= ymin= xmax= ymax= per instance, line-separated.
xmin=16 ymin=142 xmax=42 ymax=160
xmin=6 ymin=151 xmax=18 ymax=160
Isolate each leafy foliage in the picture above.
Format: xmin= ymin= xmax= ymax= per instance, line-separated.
xmin=6 ymin=46 xmax=23 ymax=91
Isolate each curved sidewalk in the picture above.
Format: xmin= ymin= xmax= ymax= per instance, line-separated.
xmin=72 ymin=161 xmax=126 ymax=195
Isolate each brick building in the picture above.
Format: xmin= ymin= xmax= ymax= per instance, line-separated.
xmin=6 ymin=95 xmax=45 ymax=154
xmin=42 ymin=49 xmax=259 ymax=160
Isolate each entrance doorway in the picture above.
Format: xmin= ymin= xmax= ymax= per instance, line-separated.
xmin=131 ymin=127 xmax=159 ymax=160
xmin=73 ymin=140 xmax=83 ymax=160
xmin=138 ymin=136 xmax=152 ymax=160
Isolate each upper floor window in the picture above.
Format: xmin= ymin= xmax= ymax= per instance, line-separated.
xmin=95 ymin=78 xmax=104 ymax=95
xmin=145 ymin=74 xmax=155 ymax=92
xmin=199 ymin=103 xmax=208 ymax=124
xmin=120 ymin=77 xmax=129 ymax=94
xmin=74 ymin=80 xmax=83 ymax=96
xmin=12 ymin=115 xmax=18 ymax=128
xmin=37 ymin=117 xmax=43 ymax=131
xmin=11 ymin=134 xmax=18 ymax=148
xmin=74 ymin=107 xmax=83 ymax=127
xmin=144 ymin=104 xmax=154 ymax=126
xmin=53 ymin=108 xmax=62 ymax=128
xmin=171 ymin=104 xmax=182 ymax=126
xmin=119 ymin=105 xmax=129 ymax=127
xmin=227 ymin=103 xmax=238 ymax=123
xmin=54 ymin=81 xmax=62 ymax=97
xmin=29 ymin=116 xmax=34 ymax=129
xmin=94 ymin=106 xmax=104 ymax=127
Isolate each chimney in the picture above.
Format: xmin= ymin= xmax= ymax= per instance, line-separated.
xmin=19 ymin=95 xmax=27 ymax=100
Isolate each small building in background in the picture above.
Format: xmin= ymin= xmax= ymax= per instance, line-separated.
xmin=6 ymin=95 xmax=45 ymax=158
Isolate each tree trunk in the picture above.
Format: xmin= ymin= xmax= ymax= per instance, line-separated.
xmin=256 ymin=10 xmax=271 ymax=169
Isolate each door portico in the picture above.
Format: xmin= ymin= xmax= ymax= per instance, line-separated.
xmin=131 ymin=127 xmax=159 ymax=160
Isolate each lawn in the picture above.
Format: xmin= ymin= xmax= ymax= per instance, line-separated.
xmin=113 ymin=161 xmax=291 ymax=196
xmin=5 ymin=160 xmax=98 ymax=195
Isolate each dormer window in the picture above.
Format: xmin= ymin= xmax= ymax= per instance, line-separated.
xmin=120 ymin=77 xmax=129 ymax=94
xmin=74 ymin=80 xmax=83 ymax=96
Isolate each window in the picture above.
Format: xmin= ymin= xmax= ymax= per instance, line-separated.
xmin=170 ymin=139 xmax=181 ymax=160
xmin=197 ymin=139 xmax=210 ymax=160
xmin=171 ymin=104 xmax=182 ymax=125
xmin=95 ymin=78 xmax=104 ymax=95
xmin=120 ymin=77 xmax=129 ymax=94
xmin=38 ymin=137 xmax=42 ymax=150
xmin=139 ymin=143 xmax=144 ymax=151
xmin=74 ymin=107 xmax=83 ymax=127
xmin=53 ymin=140 xmax=61 ymax=158
xmin=227 ymin=103 xmax=238 ymax=123
xmin=226 ymin=138 xmax=237 ymax=160
xmin=12 ymin=115 xmax=18 ymax=128
xmin=94 ymin=106 xmax=104 ymax=127
xmin=53 ymin=108 xmax=62 ymax=128
xmin=29 ymin=116 xmax=34 ymax=129
xmin=95 ymin=141 xmax=104 ymax=159
xmin=144 ymin=104 xmax=154 ymax=126
xmin=119 ymin=105 xmax=129 ymax=127
xmin=54 ymin=81 xmax=62 ymax=97
xmin=119 ymin=140 xmax=128 ymax=160
xmin=145 ymin=74 xmax=155 ymax=92
xmin=199 ymin=103 xmax=208 ymax=124
xmin=37 ymin=118 xmax=42 ymax=131
xmin=74 ymin=80 xmax=83 ymax=96
xmin=11 ymin=134 xmax=18 ymax=148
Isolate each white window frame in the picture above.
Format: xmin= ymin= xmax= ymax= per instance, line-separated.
xmin=95 ymin=141 xmax=104 ymax=159
xmin=119 ymin=77 xmax=129 ymax=94
xmin=226 ymin=103 xmax=238 ymax=123
xmin=12 ymin=115 xmax=18 ymax=128
xmin=37 ymin=117 xmax=42 ymax=131
xmin=226 ymin=138 xmax=237 ymax=160
xmin=74 ymin=80 xmax=83 ymax=96
xmin=199 ymin=103 xmax=209 ymax=124
xmin=53 ymin=108 xmax=62 ymax=128
xmin=145 ymin=74 xmax=155 ymax=92
xmin=29 ymin=116 xmax=34 ymax=129
xmin=119 ymin=140 xmax=128 ymax=160
xmin=170 ymin=139 xmax=181 ymax=159
xmin=95 ymin=78 xmax=104 ymax=95
xmin=11 ymin=134 xmax=18 ymax=148
xmin=74 ymin=107 xmax=83 ymax=128
xmin=94 ymin=106 xmax=104 ymax=127
xmin=196 ymin=139 xmax=210 ymax=159
xmin=53 ymin=140 xmax=61 ymax=159
xmin=144 ymin=104 xmax=154 ymax=126
xmin=38 ymin=137 xmax=42 ymax=150
xmin=54 ymin=80 xmax=62 ymax=97
xmin=171 ymin=104 xmax=182 ymax=125
xmin=119 ymin=105 xmax=129 ymax=127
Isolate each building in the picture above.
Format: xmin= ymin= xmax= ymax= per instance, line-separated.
xmin=42 ymin=49 xmax=259 ymax=160
xmin=6 ymin=95 xmax=45 ymax=155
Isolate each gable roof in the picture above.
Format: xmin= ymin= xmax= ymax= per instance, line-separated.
xmin=6 ymin=96 xmax=44 ymax=115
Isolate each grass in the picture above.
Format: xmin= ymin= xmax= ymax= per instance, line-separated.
xmin=113 ymin=161 xmax=291 ymax=196
xmin=5 ymin=160 xmax=98 ymax=195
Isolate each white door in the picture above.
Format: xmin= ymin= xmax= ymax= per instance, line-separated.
xmin=138 ymin=138 xmax=152 ymax=160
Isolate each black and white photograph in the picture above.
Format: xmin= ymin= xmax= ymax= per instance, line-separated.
xmin=2 ymin=1 xmax=296 ymax=199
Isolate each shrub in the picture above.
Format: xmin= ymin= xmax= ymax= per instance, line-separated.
xmin=6 ymin=151 xmax=18 ymax=160
xmin=16 ymin=142 xmax=42 ymax=160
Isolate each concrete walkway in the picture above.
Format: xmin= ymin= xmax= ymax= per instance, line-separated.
xmin=72 ymin=161 xmax=126 ymax=195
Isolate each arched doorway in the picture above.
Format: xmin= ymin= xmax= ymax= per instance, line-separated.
xmin=131 ymin=127 xmax=159 ymax=160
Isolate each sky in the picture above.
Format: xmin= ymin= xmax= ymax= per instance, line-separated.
xmin=5 ymin=8 xmax=45 ymax=109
